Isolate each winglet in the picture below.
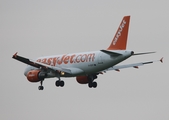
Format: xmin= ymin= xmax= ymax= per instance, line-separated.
xmin=160 ymin=57 xmax=163 ymax=63
xmin=107 ymin=16 xmax=130 ymax=50
xmin=133 ymin=51 xmax=156 ymax=56
xmin=13 ymin=52 xmax=18 ymax=58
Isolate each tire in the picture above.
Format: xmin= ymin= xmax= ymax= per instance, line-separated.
xmin=55 ymin=81 xmax=60 ymax=87
xmin=92 ymin=82 xmax=97 ymax=88
xmin=60 ymin=81 xmax=65 ymax=87
xmin=38 ymin=86 xmax=44 ymax=90
xmin=88 ymin=82 xmax=93 ymax=88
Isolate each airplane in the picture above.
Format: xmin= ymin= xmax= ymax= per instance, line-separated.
xmin=12 ymin=16 xmax=163 ymax=90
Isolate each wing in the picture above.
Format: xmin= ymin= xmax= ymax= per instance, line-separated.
xmin=104 ymin=58 xmax=163 ymax=72
xmin=12 ymin=52 xmax=72 ymax=74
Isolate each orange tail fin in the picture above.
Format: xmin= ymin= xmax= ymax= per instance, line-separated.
xmin=107 ymin=16 xmax=130 ymax=50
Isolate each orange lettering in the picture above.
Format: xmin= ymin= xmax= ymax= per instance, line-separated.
xmin=37 ymin=53 xmax=95 ymax=66
xmin=47 ymin=58 xmax=53 ymax=65
xmin=37 ymin=59 xmax=41 ymax=62
xmin=70 ymin=54 xmax=76 ymax=63
xmin=63 ymin=56 xmax=70 ymax=64
xmin=81 ymin=54 xmax=87 ymax=62
xmin=53 ymin=57 xmax=59 ymax=66
xmin=76 ymin=54 xmax=82 ymax=63
xmin=57 ymin=55 xmax=66 ymax=65
xmin=87 ymin=53 xmax=95 ymax=62
xmin=42 ymin=58 xmax=47 ymax=64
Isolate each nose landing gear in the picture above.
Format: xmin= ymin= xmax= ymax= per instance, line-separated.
xmin=38 ymin=80 xmax=44 ymax=90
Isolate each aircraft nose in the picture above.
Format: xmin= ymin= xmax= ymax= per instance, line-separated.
xmin=24 ymin=66 xmax=29 ymax=76
xmin=24 ymin=69 xmax=28 ymax=76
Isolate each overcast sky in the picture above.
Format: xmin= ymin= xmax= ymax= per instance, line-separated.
xmin=1 ymin=0 xmax=169 ymax=120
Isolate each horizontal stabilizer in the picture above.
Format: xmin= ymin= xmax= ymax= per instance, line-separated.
xmin=133 ymin=52 xmax=155 ymax=56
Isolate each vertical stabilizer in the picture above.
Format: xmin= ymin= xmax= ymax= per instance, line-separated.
xmin=107 ymin=16 xmax=130 ymax=50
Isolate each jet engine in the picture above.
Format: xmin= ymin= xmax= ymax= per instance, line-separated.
xmin=76 ymin=76 xmax=89 ymax=84
xmin=26 ymin=70 xmax=47 ymax=82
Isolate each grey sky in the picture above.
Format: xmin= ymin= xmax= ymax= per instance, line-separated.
xmin=1 ymin=0 xmax=169 ymax=119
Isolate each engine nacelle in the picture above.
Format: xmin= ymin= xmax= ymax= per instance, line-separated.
xmin=76 ymin=76 xmax=89 ymax=84
xmin=26 ymin=70 xmax=47 ymax=82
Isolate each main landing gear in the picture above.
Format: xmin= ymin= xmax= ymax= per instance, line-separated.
xmin=55 ymin=73 xmax=65 ymax=87
xmin=88 ymin=75 xmax=98 ymax=88
xmin=88 ymin=81 xmax=97 ymax=88
xmin=55 ymin=80 xmax=65 ymax=87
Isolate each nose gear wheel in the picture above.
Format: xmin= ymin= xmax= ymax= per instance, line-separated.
xmin=38 ymin=80 xmax=44 ymax=90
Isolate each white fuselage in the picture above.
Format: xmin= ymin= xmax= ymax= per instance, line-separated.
xmin=24 ymin=50 xmax=133 ymax=78
xmin=13 ymin=16 xmax=160 ymax=90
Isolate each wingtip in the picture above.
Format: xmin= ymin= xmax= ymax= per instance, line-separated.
xmin=160 ymin=57 xmax=163 ymax=63
xmin=12 ymin=52 xmax=18 ymax=58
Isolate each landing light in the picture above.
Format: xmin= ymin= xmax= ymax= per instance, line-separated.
xmin=61 ymin=71 xmax=65 ymax=75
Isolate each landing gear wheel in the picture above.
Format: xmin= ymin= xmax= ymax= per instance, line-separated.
xmin=38 ymin=86 xmax=44 ymax=90
xmin=88 ymin=82 xmax=97 ymax=88
xmin=60 ymin=81 xmax=64 ymax=87
xmin=55 ymin=80 xmax=60 ymax=87
xmin=55 ymin=80 xmax=65 ymax=87
xmin=92 ymin=82 xmax=97 ymax=88
xmin=88 ymin=82 xmax=93 ymax=88
xmin=38 ymin=80 xmax=44 ymax=90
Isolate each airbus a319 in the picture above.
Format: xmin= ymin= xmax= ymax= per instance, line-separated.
xmin=12 ymin=16 xmax=163 ymax=90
